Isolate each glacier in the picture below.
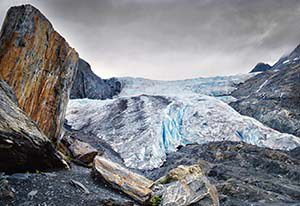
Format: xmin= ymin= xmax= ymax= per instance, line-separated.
xmin=66 ymin=74 xmax=300 ymax=170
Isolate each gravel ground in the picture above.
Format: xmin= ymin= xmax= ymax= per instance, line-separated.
xmin=0 ymin=163 xmax=136 ymax=206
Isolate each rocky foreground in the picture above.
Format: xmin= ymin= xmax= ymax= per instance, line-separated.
xmin=1 ymin=141 xmax=300 ymax=205
xmin=1 ymin=3 xmax=300 ymax=206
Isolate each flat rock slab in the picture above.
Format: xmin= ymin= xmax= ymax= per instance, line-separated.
xmin=93 ymin=155 xmax=153 ymax=203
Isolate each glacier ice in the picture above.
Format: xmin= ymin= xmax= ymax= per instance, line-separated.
xmin=66 ymin=74 xmax=300 ymax=170
xmin=67 ymin=95 xmax=300 ymax=170
xmin=118 ymin=74 xmax=256 ymax=103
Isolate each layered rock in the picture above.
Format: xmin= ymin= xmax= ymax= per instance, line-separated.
xmin=231 ymin=64 xmax=300 ymax=137
xmin=0 ymin=79 xmax=66 ymax=172
xmin=145 ymin=141 xmax=300 ymax=205
xmin=70 ymin=58 xmax=121 ymax=100
xmin=0 ymin=4 xmax=78 ymax=141
xmin=93 ymin=155 xmax=154 ymax=203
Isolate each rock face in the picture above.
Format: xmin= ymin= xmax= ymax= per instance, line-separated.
xmin=145 ymin=141 xmax=300 ymax=205
xmin=93 ymin=155 xmax=154 ymax=203
xmin=0 ymin=4 xmax=78 ymax=141
xmin=0 ymin=79 xmax=66 ymax=173
xmin=231 ymin=64 xmax=300 ymax=137
xmin=70 ymin=58 xmax=121 ymax=100
xmin=250 ymin=62 xmax=272 ymax=73
xmin=155 ymin=165 xmax=219 ymax=206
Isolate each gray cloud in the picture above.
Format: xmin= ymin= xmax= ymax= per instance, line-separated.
xmin=1 ymin=0 xmax=300 ymax=80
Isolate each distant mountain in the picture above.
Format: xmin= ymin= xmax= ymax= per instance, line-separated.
xmin=250 ymin=44 xmax=300 ymax=73
xmin=70 ymin=58 xmax=121 ymax=100
xmin=250 ymin=62 xmax=271 ymax=73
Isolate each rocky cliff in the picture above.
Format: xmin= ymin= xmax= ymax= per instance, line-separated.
xmin=70 ymin=58 xmax=121 ymax=100
xmin=272 ymin=44 xmax=300 ymax=71
xmin=231 ymin=59 xmax=300 ymax=137
xmin=0 ymin=79 xmax=66 ymax=172
xmin=0 ymin=4 xmax=78 ymax=141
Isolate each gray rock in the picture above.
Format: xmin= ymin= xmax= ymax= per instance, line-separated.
xmin=0 ymin=179 xmax=14 ymax=200
xmin=250 ymin=62 xmax=272 ymax=73
xmin=69 ymin=139 xmax=98 ymax=166
xmin=144 ymin=141 xmax=300 ymax=205
xmin=70 ymin=179 xmax=90 ymax=194
xmin=27 ymin=190 xmax=38 ymax=199
xmin=70 ymin=58 xmax=121 ymax=100
xmin=0 ymin=79 xmax=67 ymax=173
xmin=155 ymin=165 xmax=219 ymax=206
xmin=231 ymin=64 xmax=300 ymax=137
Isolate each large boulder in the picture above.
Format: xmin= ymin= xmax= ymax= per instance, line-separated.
xmin=93 ymin=155 xmax=154 ymax=203
xmin=69 ymin=139 xmax=98 ymax=166
xmin=155 ymin=165 xmax=219 ymax=206
xmin=70 ymin=58 xmax=121 ymax=100
xmin=0 ymin=4 xmax=78 ymax=141
xmin=0 ymin=80 xmax=67 ymax=172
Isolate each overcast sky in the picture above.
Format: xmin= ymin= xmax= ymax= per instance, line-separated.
xmin=1 ymin=0 xmax=300 ymax=80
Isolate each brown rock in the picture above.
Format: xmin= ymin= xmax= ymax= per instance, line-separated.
xmin=0 ymin=79 xmax=67 ymax=172
xmin=0 ymin=4 xmax=78 ymax=141
xmin=93 ymin=155 xmax=154 ymax=203
xmin=69 ymin=139 xmax=98 ymax=165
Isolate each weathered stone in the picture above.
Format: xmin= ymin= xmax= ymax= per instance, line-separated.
xmin=0 ymin=179 xmax=14 ymax=200
xmin=0 ymin=4 xmax=78 ymax=141
xmin=93 ymin=155 xmax=154 ymax=203
xmin=69 ymin=179 xmax=90 ymax=194
xmin=156 ymin=165 xmax=219 ymax=206
xmin=69 ymin=139 xmax=98 ymax=165
xmin=0 ymin=79 xmax=67 ymax=172
xmin=70 ymin=58 xmax=121 ymax=100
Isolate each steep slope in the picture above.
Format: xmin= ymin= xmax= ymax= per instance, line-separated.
xmin=0 ymin=79 xmax=66 ymax=172
xmin=272 ymin=44 xmax=300 ymax=71
xmin=0 ymin=4 xmax=78 ymax=141
xmin=231 ymin=63 xmax=300 ymax=137
xmin=70 ymin=58 xmax=121 ymax=100
xmin=66 ymin=75 xmax=300 ymax=170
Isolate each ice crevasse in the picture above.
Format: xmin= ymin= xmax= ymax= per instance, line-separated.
xmin=66 ymin=75 xmax=300 ymax=170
